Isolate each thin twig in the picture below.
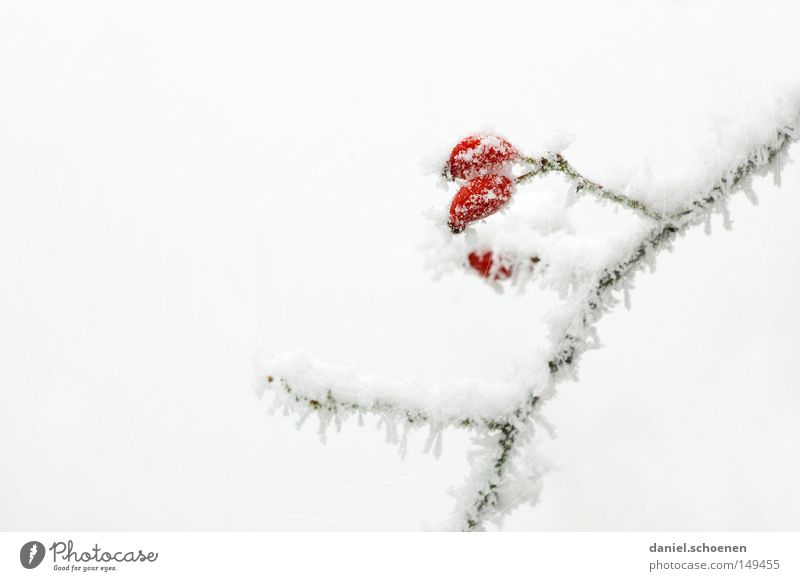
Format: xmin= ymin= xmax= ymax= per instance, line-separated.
xmin=519 ymin=154 xmax=666 ymax=221
xmin=457 ymin=124 xmax=797 ymax=530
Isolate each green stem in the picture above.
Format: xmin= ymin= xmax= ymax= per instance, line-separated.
xmin=519 ymin=154 xmax=665 ymax=222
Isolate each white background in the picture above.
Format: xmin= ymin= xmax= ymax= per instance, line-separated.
xmin=1 ymin=0 xmax=799 ymax=530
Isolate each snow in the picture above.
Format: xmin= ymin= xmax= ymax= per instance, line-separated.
xmin=599 ymin=88 xmax=800 ymax=215
xmin=423 ymin=176 xmax=654 ymax=297
xmin=256 ymin=178 xmax=661 ymax=427
xmin=258 ymin=95 xmax=800 ymax=428
xmin=255 ymin=89 xmax=799 ymax=527
xmin=257 ymin=349 xmax=551 ymax=423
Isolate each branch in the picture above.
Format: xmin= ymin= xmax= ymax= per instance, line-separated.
xmin=265 ymin=375 xmax=430 ymax=424
xmin=255 ymin=96 xmax=800 ymax=532
xmin=257 ymin=351 xmax=513 ymax=436
xmin=463 ymin=422 xmax=520 ymax=531
xmin=454 ymin=117 xmax=798 ymax=530
xmin=519 ymin=154 xmax=666 ymax=221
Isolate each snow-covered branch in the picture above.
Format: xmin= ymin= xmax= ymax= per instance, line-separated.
xmin=256 ymin=89 xmax=800 ymax=531
xmin=518 ymin=153 xmax=666 ymax=221
xmin=452 ymin=102 xmax=799 ymax=531
xmin=256 ymin=351 xmax=524 ymax=432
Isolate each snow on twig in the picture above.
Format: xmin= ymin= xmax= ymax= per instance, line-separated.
xmin=256 ymin=89 xmax=800 ymax=531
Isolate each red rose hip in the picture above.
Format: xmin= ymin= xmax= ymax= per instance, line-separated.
xmin=448 ymin=174 xmax=514 ymax=233
xmin=447 ymin=133 xmax=519 ymax=180
xmin=468 ymin=251 xmax=513 ymax=280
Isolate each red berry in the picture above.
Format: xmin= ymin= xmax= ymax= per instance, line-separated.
xmin=447 ymin=134 xmax=519 ymax=180
xmin=448 ymin=174 xmax=514 ymax=233
xmin=468 ymin=251 xmax=513 ymax=280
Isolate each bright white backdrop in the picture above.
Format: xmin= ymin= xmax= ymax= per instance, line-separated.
xmin=1 ymin=0 xmax=799 ymax=530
